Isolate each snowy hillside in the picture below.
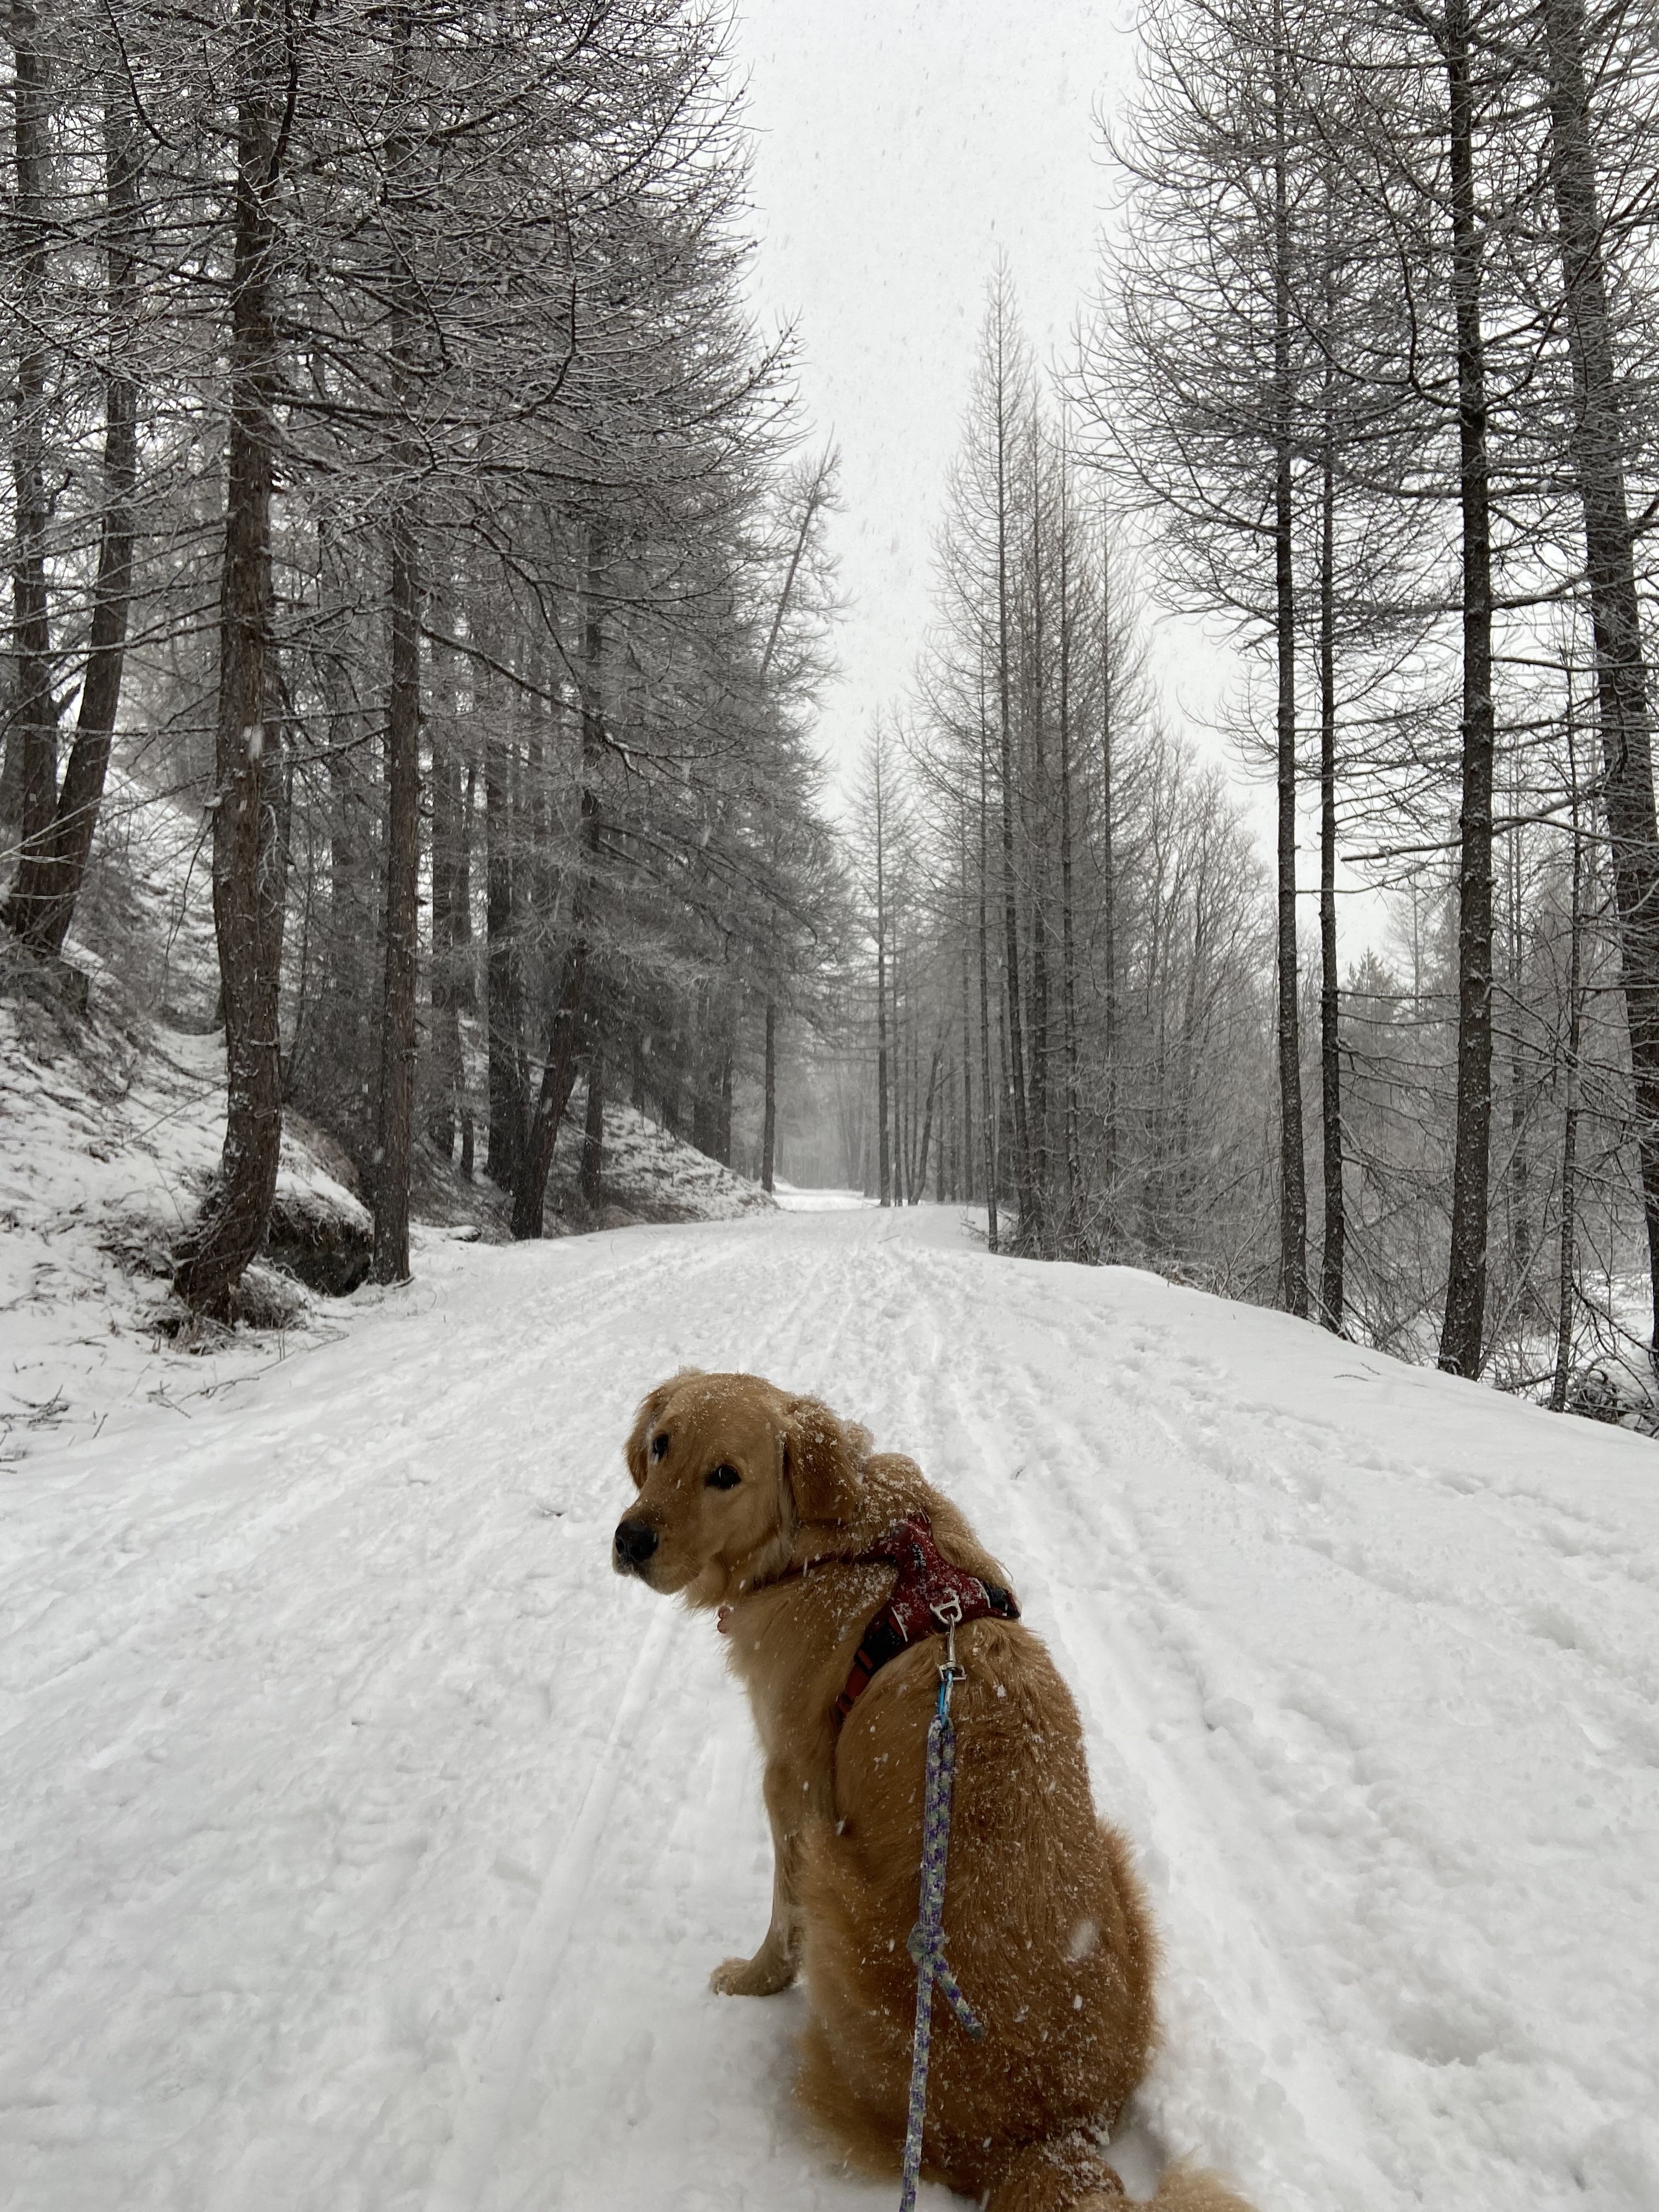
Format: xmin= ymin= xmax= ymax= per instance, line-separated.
xmin=3 ymin=1204 xmax=1656 ymax=2211
xmin=0 ymin=967 xmax=772 ymax=1446
xmin=0 ymin=974 xmax=375 ymax=1440
xmin=0 ymin=747 xmax=771 ymax=1432
xmin=551 ymin=1085 xmax=776 ymax=1229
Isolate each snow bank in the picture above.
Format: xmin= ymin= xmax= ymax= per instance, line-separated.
xmin=0 ymin=968 xmax=373 ymax=1442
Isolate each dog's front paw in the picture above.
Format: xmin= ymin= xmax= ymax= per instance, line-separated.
xmin=709 ymin=1949 xmax=797 ymax=1997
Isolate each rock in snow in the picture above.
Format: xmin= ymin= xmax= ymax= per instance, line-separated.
xmin=1 ymin=1203 xmax=1656 ymax=2210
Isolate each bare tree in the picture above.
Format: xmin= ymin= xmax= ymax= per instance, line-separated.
xmin=173 ymin=0 xmax=295 ymax=1319
xmin=3 ymin=12 xmax=141 ymax=960
xmin=1539 ymin=0 xmax=1659 ymax=1367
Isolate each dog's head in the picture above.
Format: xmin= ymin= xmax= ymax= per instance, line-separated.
xmin=612 ymin=1370 xmax=868 ymax=1606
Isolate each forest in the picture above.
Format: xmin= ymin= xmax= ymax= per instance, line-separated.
xmin=5 ymin=0 xmax=1659 ymax=1406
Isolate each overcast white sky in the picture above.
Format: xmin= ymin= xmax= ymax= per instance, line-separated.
xmin=727 ymin=0 xmax=1243 ymax=802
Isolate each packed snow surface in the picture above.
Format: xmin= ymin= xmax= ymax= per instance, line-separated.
xmin=3 ymin=1204 xmax=1657 ymax=2211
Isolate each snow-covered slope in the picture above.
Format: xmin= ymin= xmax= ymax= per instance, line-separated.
xmin=2 ymin=1206 xmax=1656 ymax=2211
xmin=0 ymin=749 xmax=770 ymax=1408
xmin=551 ymin=1085 xmax=775 ymax=1227
xmin=0 ymin=975 xmax=374 ymax=1437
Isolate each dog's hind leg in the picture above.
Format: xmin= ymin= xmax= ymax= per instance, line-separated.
xmin=792 ymin=2015 xmax=908 ymax=2180
xmin=984 ymin=2137 xmax=1257 ymax=2212
xmin=1139 ymin=2163 xmax=1258 ymax=2210
xmin=983 ymin=2134 xmax=1126 ymax=2210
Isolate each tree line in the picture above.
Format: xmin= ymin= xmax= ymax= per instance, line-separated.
xmin=845 ymin=274 xmax=1274 ymax=1300
xmin=1 ymin=0 xmax=843 ymax=1318
xmin=844 ymin=0 xmax=1659 ymax=1394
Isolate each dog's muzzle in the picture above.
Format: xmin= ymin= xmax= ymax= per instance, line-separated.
xmin=613 ymin=1518 xmax=659 ymax=1575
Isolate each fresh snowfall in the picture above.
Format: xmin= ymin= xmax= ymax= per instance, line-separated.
xmin=4 ymin=1196 xmax=1658 ymax=2212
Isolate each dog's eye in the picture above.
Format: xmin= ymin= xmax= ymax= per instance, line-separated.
xmin=706 ymin=1463 xmax=742 ymax=1490
xmin=651 ymin=1433 xmax=670 ymax=1460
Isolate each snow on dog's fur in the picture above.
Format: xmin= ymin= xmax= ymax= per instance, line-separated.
xmin=612 ymin=1369 xmax=1255 ymax=2212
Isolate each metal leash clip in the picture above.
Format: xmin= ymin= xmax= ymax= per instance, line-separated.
xmin=932 ymin=1589 xmax=965 ymax=1686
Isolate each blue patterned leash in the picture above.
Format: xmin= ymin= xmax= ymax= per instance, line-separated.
xmin=898 ymin=1595 xmax=985 ymax=2212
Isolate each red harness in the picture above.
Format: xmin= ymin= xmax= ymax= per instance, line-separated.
xmin=719 ymin=1511 xmax=1020 ymax=1724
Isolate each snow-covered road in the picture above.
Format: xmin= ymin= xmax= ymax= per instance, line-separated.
xmin=4 ymin=1204 xmax=1657 ymax=2211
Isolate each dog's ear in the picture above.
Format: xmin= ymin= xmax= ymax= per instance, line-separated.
xmin=625 ymin=1370 xmax=699 ymax=1488
xmin=782 ymin=1395 xmax=864 ymax=1526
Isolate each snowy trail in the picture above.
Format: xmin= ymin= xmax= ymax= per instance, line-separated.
xmin=425 ymin=1602 xmax=678 ymax=2212
xmin=3 ymin=1205 xmax=1658 ymax=2211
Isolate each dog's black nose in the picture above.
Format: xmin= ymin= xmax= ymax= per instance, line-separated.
xmin=614 ymin=1519 xmax=659 ymax=1570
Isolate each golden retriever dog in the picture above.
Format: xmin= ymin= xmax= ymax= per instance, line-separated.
xmin=613 ymin=1370 xmax=1256 ymax=2212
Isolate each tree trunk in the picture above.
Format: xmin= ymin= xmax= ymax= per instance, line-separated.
xmin=511 ymin=939 xmax=586 ymax=1236
xmin=5 ymin=0 xmax=57 ymax=911
xmin=913 ymin=1006 xmax=924 ymax=1202
xmin=484 ymin=714 xmax=520 ymax=1187
xmin=761 ymin=998 xmax=777 ymax=1192
xmin=317 ymin=605 xmax=374 ymax=1150
xmin=1027 ymin=456 xmax=1049 ymax=1246
xmin=876 ymin=764 xmax=891 ymax=1207
xmin=1028 ymin=843 xmax=1049 ymax=1237
xmin=960 ymin=805 xmax=974 ymax=1207
xmin=715 ymin=1013 xmax=734 ymax=1167
xmin=512 ymin=523 xmax=602 ymax=1239
xmin=581 ymin=1034 xmax=605 ymax=1209
xmin=427 ymin=664 xmax=461 ymax=1163
xmin=978 ymin=696 xmax=998 ymax=1250
xmin=1506 ymin=749 xmax=1533 ymax=1313
xmin=1318 ymin=440 xmax=1344 ymax=1333
xmin=751 ymin=453 xmax=831 ymax=1181
xmin=455 ymin=758 xmax=476 ymax=1003
xmin=1101 ymin=531 xmax=1119 ymax=1252
xmin=997 ymin=400 xmax=1031 ymax=1235
xmin=373 ymin=499 xmax=420 ymax=1280
xmin=692 ymin=989 xmax=718 ymax=1158
xmin=890 ymin=952 xmax=903 ymax=1204
xmin=1551 ymin=709 xmax=1584 ymax=1411
xmin=1438 ymin=0 xmax=1497 ymax=1379
xmin=997 ymin=988 xmax=1012 ymax=1228
xmin=5 ymin=42 xmax=140 ymax=956
xmin=1543 ymin=0 xmax=1659 ymax=1364
xmin=372 ymin=3 xmax=421 ymax=1282
xmin=1058 ymin=471 xmax=1080 ymax=1248
xmin=1272 ymin=0 xmax=1310 ymax=1319
xmin=915 ymin=1037 xmax=943 ymax=1202
xmin=174 ymin=0 xmax=289 ymax=1318
xmin=902 ymin=942 xmax=916 ymax=1203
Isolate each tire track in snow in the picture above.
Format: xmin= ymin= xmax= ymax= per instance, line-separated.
xmin=425 ymin=1601 xmax=677 ymax=2212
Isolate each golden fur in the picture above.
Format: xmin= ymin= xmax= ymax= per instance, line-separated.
xmin=613 ymin=1370 xmax=1257 ymax=2212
